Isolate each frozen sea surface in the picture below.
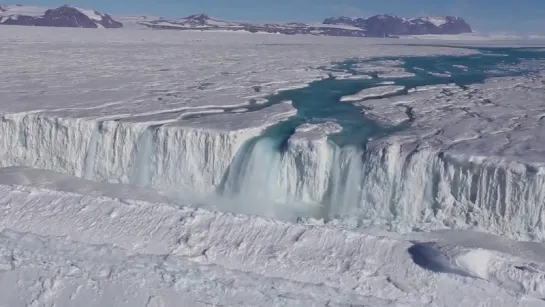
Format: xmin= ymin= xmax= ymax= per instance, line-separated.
xmin=1 ymin=26 xmax=545 ymax=306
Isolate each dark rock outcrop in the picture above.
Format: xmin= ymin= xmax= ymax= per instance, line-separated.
xmin=36 ymin=6 xmax=100 ymax=28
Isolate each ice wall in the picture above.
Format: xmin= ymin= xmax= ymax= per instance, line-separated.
xmin=1 ymin=112 xmax=545 ymax=239
xmin=221 ymin=132 xmax=545 ymax=239
xmin=0 ymin=112 xmax=257 ymax=200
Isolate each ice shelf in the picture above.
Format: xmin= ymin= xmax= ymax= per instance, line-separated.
xmin=1 ymin=25 xmax=545 ymax=307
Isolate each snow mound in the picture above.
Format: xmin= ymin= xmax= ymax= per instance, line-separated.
xmin=409 ymin=242 xmax=490 ymax=278
xmin=456 ymin=249 xmax=493 ymax=279
xmin=409 ymin=240 xmax=545 ymax=298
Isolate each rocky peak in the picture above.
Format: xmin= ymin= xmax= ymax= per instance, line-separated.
xmin=0 ymin=4 xmax=123 ymax=28
xmin=323 ymin=14 xmax=472 ymax=37
xmin=184 ymin=13 xmax=210 ymax=24
xmin=38 ymin=5 xmax=97 ymax=28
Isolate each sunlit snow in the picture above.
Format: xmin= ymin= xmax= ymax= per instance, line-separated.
xmin=1 ymin=25 xmax=545 ymax=306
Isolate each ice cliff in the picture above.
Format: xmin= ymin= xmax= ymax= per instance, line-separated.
xmin=1 ymin=104 xmax=545 ymax=240
xmin=0 ymin=102 xmax=295 ymax=201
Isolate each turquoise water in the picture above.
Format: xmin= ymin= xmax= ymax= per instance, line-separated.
xmin=255 ymin=47 xmax=545 ymax=149
xmin=218 ymin=47 xmax=545 ymax=212
xmin=265 ymin=78 xmax=391 ymax=147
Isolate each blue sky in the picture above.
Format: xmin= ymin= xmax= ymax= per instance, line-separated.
xmin=19 ymin=0 xmax=545 ymax=33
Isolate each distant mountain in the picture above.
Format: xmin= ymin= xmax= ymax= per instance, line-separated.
xmin=0 ymin=4 xmax=122 ymax=28
xmin=138 ymin=14 xmax=368 ymax=37
xmin=323 ymin=14 xmax=472 ymax=37
xmin=138 ymin=13 xmax=471 ymax=38
xmin=0 ymin=6 xmax=471 ymax=37
xmin=114 ymin=14 xmax=163 ymax=29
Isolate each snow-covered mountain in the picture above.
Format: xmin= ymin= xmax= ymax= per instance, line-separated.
xmin=139 ymin=13 xmax=368 ymax=37
xmin=324 ymin=14 xmax=472 ymax=37
xmin=0 ymin=6 xmax=472 ymax=36
xmin=114 ymin=14 xmax=163 ymax=29
xmin=0 ymin=4 xmax=122 ymax=28
xmin=138 ymin=13 xmax=472 ymax=38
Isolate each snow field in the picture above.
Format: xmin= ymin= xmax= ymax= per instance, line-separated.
xmin=0 ymin=178 xmax=542 ymax=306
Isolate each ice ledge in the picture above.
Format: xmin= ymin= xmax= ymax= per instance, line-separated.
xmin=0 ymin=102 xmax=297 ymax=198
xmin=361 ymin=75 xmax=545 ymax=165
xmin=290 ymin=121 xmax=342 ymax=140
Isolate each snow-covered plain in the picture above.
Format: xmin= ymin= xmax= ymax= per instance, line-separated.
xmin=1 ymin=25 xmax=545 ymax=306
xmin=404 ymin=32 xmax=545 ymax=42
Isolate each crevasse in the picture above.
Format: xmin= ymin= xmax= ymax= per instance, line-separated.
xmin=1 ymin=111 xmax=544 ymax=240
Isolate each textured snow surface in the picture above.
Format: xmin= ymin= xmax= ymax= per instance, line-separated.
xmin=359 ymin=76 xmax=545 ymax=163
xmin=0 ymin=26 xmax=474 ymax=115
xmin=0 ymin=172 xmax=544 ymax=306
